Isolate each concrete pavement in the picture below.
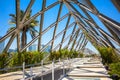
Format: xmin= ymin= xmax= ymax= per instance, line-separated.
xmin=62 ymin=58 xmax=112 ymax=80
xmin=0 ymin=58 xmax=112 ymax=80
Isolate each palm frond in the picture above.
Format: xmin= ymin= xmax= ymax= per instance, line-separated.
xmin=20 ymin=10 xmax=25 ymax=21
xmin=8 ymin=19 xmax=16 ymax=24
xmin=9 ymin=14 xmax=16 ymax=18
xmin=29 ymin=27 xmax=38 ymax=39
xmin=30 ymin=27 xmax=39 ymax=33
xmin=30 ymin=20 xmax=39 ymax=27
xmin=7 ymin=27 xmax=15 ymax=33
xmin=30 ymin=22 xmax=37 ymax=27
xmin=30 ymin=30 xmax=36 ymax=39
xmin=9 ymin=14 xmax=16 ymax=24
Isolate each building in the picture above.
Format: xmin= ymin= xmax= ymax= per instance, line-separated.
xmin=41 ymin=45 xmax=51 ymax=52
xmin=44 ymin=45 xmax=51 ymax=52
xmin=8 ymin=48 xmax=17 ymax=53
xmin=28 ymin=44 xmax=51 ymax=52
xmin=29 ymin=44 xmax=37 ymax=51
xmin=0 ymin=36 xmax=5 ymax=53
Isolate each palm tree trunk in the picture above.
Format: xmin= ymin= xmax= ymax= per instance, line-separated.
xmin=16 ymin=0 xmax=20 ymax=52
xmin=22 ymin=27 xmax=27 ymax=52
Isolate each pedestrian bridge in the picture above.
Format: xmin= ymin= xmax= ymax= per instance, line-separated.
xmin=0 ymin=58 xmax=111 ymax=80
xmin=0 ymin=0 xmax=120 ymax=54
xmin=0 ymin=0 xmax=120 ymax=80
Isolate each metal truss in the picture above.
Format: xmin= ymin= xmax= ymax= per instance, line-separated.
xmin=0 ymin=0 xmax=120 ymax=55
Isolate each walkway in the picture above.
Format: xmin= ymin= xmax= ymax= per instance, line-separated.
xmin=0 ymin=59 xmax=72 ymax=80
xmin=0 ymin=58 xmax=111 ymax=80
xmin=62 ymin=58 xmax=111 ymax=80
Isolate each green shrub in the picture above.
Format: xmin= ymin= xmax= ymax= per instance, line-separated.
xmin=98 ymin=47 xmax=119 ymax=64
xmin=8 ymin=51 xmax=44 ymax=67
xmin=73 ymin=50 xmax=79 ymax=58
xmin=109 ymin=62 xmax=120 ymax=77
xmin=69 ymin=50 xmax=79 ymax=58
xmin=60 ymin=49 xmax=69 ymax=59
xmin=33 ymin=51 xmax=44 ymax=63
xmin=49 ymin=49 xmax=80 ymax=60
xmin=0 ymin=53 xmax=8 ymax=68
xmin=49 ymin=51 xmax=55 ymax=60
xmin=79 ymin=53 xmax=84 ymax=58
xmin=9 ymin=52 xmax=20 ymax=67
xmin=49 ymin=51 xmax=61 ymax=60
xmin=0 ymin=49 xmax=81 ymax=70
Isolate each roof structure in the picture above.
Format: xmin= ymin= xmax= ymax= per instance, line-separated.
xmin=0 ymin=0 xmax=120 ymax=54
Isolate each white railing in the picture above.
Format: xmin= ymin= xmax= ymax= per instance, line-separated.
xmin=21 ymin=58 xmax=78 ymax=80
xmin=0 ymin=58 xmax=80 ymax=80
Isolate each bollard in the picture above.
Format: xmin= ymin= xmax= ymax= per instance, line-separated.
xmin=52 ymin=59 xmax=55 ymax=80
xmin=41 ymin=60 xmax=43 ymax=80
xmin=69 ymin=58 xmax=71 ymax=72
xmin=23 ymin=62 xmax=25 ymax=80
xmin=59 ymin=58 xmax=61 ymax=63
xmin=63 ymin=60 xmax=65 ymax=76
xmin=68 ymin=58 xmax=70 ymax=71
xmin=30 ymin=67 xmax=33 ymax=80
xmin=67 ymin=58 xmax=69 ymax=71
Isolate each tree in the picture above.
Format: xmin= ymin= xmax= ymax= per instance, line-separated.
xmin=8 ymin=10 xmax=39 ymax=51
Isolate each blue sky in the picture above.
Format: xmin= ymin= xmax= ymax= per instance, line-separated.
xmin=0 ymin=0 xmax=120 ymax=53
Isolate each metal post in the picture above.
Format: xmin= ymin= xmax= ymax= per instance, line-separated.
xmin=67 ymin=58 xmax=70 ymax=71
xmin=41 ymin=60 xmax=43 ymax=80
xmin=67 ymin=57 xmax=69 ymax=72
xmin=23 ymin=62 xmax=25 ymax=80
xmin=63 ymin=60 xmax=65 ymax=76
xmin=51 ymin=3 xmax=63 ymax=52
xmin=69 ymin=59 xmax=72 ymax=71
xmin=30 ymin=67 xmax=33 ymax=80
xmin=52 ymin=60 xmax=55 ymax=80
xmin=59 ymin=58 xmax=61 ymax=64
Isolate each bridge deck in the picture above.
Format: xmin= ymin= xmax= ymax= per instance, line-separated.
xmin=0 ymin=58 xmax=111 ymax=80
xmin=62 ymin=58 xmax=111 ymax=80
xmin=0 ymin=60 xmax=66 ymax=80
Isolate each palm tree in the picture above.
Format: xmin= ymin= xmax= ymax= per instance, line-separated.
xmin=8 ymin=10 xmax=39 ymax=51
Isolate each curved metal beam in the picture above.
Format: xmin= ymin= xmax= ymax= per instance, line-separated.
xmin=59 ymin=14 xmax=71 ymax=50
xmin=38 ymin=0 xmax=46 ymax=51
xmin=51 ymin=2 xmax=63 ymax=52
xmin=0 ymin=1 xmax=59 ymax=44
xmin=20 ymin=13 xmax=70 ymax=52
xmin=40 ymin=22 xmax=75 ymax=52
xmin=66 ymin=23 xmax=77 ymax=49
xmin=20 ymin=21 xmax=75 ymax=52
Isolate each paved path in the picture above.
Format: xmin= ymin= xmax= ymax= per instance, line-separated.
xmin=62 ymin=58 xmax=112 ymax=80
xmin=0 ymin=59 xmax=71 ymax=80
xmin=0 ymin=58 xmax=111 ymax=80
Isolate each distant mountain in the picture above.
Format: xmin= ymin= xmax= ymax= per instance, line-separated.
xmin=83 ymin=48 xmax=96 ymax=54
xmin=116 ymin=48 xmax=120 ymax=51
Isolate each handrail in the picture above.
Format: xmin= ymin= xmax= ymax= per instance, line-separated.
xmin=0 ymin=58 xmax=74 ymax=71
xmin=0 ymin=60 xmax=55 ymax=72
xmin=0 ymin=57 xmax=79 ymax=80
xmin=21 ymin=58 xmax=77 ymax=80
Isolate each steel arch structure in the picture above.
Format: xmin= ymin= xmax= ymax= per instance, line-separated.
xmin=0 ymin=0 xmax=120 ymax=55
